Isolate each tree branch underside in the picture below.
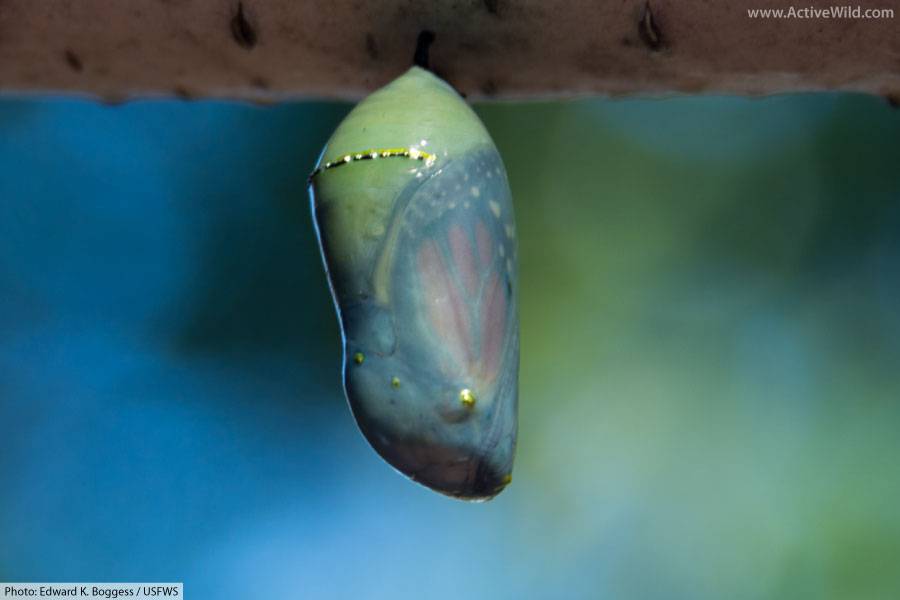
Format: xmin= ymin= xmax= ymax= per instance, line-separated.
xmin=1 ymin=0 xmax=898 ymax=102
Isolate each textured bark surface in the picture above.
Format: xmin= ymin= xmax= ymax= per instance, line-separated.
xmin=0 ymin=0 xmax=898 ymax=102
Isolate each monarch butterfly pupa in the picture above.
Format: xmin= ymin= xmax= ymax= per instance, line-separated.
xmin=308 ymin=33 xmax=518 ymax=500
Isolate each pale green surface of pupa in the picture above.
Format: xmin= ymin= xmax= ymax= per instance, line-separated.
xmin=309 ymin=67 xmax=519 ymax=500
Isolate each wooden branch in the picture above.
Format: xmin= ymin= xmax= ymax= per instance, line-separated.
xmin=0 ymin=0 xmax=898 ymax=102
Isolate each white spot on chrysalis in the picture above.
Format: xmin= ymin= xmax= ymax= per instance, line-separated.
xmin=470 ymin=187 xmax=480 ymax=198
xmin=489 ymin=200 xmax=501 ymax=217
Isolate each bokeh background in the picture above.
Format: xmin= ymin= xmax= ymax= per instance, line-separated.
xmin=1 ymin=92 xmax=899 ymax=599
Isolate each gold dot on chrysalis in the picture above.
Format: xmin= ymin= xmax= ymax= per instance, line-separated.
xmin=391 ymin=376 xmax=401 ymax=388
xmin=459 ymin=388 xmax=476 ymax=408
xmin=353 ymin=352 xmax=365 ymax=365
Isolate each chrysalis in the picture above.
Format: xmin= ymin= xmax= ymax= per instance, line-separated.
xmin=308 ymin=38 xmax=517 ymax=500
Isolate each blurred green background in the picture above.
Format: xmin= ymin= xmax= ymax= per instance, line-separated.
xmin=0 ymin=92 xmax=898 ymax=599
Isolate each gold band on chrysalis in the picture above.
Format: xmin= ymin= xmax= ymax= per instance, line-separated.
xmin=308 ymin=147 xmax=436 ymax=181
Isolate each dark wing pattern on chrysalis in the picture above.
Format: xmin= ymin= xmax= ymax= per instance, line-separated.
xmin=343 ymin=146 xmax=518 ymax=499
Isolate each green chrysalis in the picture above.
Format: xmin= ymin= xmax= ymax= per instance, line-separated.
xmin=308 ymin=40 xmax=518 ymax=500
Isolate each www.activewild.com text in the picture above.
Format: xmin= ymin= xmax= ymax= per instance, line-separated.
xmin=747 ymin=5 xmax=895 ymax=18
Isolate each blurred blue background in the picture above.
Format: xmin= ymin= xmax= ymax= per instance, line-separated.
xmin=1 ymin=93 xmax=899 ymax=599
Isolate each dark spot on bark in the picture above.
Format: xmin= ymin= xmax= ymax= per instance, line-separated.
xmin=483 ymin=0 xmax=501 ymax=16
xmin=250 ymin=76 xmax=269 ymax=89
xmin=639 ymin=1 xmax=664 ymax=51
xmin=621 ymin=37 xmax=633 ymax=47
xmin=173 ymin=86 xmax=193 ymax=100
xmin=365 ymin=33 xmax=379 ymax=60
xmin=230 ymin=2 xmax=257 ymax=50
xmin=64 ymin=49 xmax=83 ymax=72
